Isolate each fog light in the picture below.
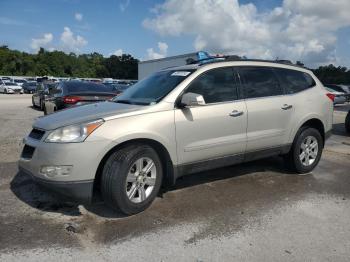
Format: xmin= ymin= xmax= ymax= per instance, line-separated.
xmin=40 ymin=165 xmax=73 ymax=178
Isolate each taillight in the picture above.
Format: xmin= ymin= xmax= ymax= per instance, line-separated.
xmin=326 ymin=93 xmax=335 ymax=102
xmin=63 ymin=96 xmax=81 ymax=104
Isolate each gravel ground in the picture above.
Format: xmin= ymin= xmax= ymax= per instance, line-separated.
xmin=0 ymin=94 xmax=350 ymax=261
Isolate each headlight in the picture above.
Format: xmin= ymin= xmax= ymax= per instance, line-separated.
xmin=45 ymin=119 xmax=104 ymax=143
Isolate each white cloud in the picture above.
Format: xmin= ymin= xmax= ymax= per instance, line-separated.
xmin=30 ymin=33 xmax=53 ymax=52
xmin=143 ymin=0 xmax=350 ymax=67
xmin=60 ymin=26 xmax=87 ymax=53
xmin=120 ymin=0 xmax=130 ymax=12
xmin=75 ymin=13 xmax=83 ymax=22
xmin=147 ymin=42 xmax=168 ymax=59
xmin=111 ymin=49 xmax=123 ymax=56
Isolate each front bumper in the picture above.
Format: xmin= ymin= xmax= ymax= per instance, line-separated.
xmin=18 ymin=134 xmax=111 ymax=203
xmin=7 ymin=89 xmax=23 ymax=94
xmin=19 ymin=166 xmax=94 ymax=203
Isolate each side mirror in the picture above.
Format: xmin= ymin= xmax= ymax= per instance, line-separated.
xmin=180 ymin=92 xmax=206 ymax=107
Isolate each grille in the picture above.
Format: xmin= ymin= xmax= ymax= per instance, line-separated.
xmin=21 ymin=145 xmax=35 ymax=159
xmin=29 ymin=128 xmax=45 ymax=140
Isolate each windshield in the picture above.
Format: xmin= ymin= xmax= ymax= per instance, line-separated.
xmin=113 ymin=69 xmax=194 ymax=105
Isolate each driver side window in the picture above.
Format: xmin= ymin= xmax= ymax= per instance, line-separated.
xmin=185 ymin=67 xmax=238 ymax=104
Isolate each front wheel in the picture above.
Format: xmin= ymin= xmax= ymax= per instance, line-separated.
xmin=284 ymin=127 xmax=323 ymax=174
xmin=101 ymin=144 xmax=163 ymax=215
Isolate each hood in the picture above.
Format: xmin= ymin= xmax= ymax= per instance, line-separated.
xmin=34 ymin=101 xmax=145 ymax=130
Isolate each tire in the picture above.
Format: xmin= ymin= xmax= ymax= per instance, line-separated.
xmin=101 ymin=144 xmax=163 ymax=215
xmin=345 ymin=111 xmax=350 ymax=133
xmin=40 ymin=99 xmax=44 ymax=111
xmin=4 ymin=89 xmax=7 ymax=94
xmin=284 ymin=127 xmax=323 ymax=174
xmin=43 ymin=104 xmax=47 ymax=115
xmin=32 ymin=97 xmax=35 ymax=107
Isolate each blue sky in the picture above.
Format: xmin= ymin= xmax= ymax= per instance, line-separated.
xmin=1 ymin=0 xmax=350 ymax=68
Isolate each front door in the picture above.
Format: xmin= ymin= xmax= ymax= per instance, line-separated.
xmin=175 ymin=66 xmax=247 ymax=166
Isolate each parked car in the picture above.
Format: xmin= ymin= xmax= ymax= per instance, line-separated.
xmin=325 ymin=86 xmax=347 ymax=105
xmin=19 ymin=56 xmax=333 ymax=215
xmin=0 ymin=82 xmax=23 ymax=94
xmin=43 ymin=81 xmax=120 ymax=115
xmin=32 ymin=83 xmax=48 ymax=110
xmin=13 ymin=78 xmax=28 ymax=86
xmin=1 ymin=76 xmax=11 ymax=82
xmin=325 ymin=84 xmax=350 ymax=103
xmin=22 ymin=81 xmax=38 ymax=94
xmin=346 ymin=111 xmax=350 ymax=133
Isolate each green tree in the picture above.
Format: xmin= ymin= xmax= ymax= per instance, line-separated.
xmin=0 ymin=46 xmax=139 ymax=79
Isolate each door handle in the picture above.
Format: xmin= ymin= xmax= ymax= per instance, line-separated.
xmin=229 ymin=110 xmax=244 ymax=117
xmin=281 ymin=104 xmax=293 ymax=110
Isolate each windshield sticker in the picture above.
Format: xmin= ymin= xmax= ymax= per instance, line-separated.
xmin=171 ymin=71 xmax=191 ymax=77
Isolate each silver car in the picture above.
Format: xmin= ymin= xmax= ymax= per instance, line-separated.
xmin=19 ymin=59 xmax=333 ymax=215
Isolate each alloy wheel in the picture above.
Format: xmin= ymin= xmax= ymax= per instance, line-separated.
xmin=126 ymin=157 xmax=157 ymax=203
xmin=299 ymin=135 xmax=318 ymax=166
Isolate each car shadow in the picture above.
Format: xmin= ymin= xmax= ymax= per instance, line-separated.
xmin=10 ymin=155 xmax=293 ymax=219
xmin=28 ymin=105 xmax=43 ymax=112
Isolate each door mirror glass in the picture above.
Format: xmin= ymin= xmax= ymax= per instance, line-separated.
xmin=180 ymin=92 xmax=206 ymax=107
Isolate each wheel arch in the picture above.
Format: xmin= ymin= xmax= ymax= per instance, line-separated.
xmin=292 ymin=117 xmax=326 ymax=146
xmin=93 ymin=138 xmax=175 ymax=199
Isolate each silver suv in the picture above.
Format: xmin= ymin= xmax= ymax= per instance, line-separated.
xmin=19 ymin=59 xmax=333 ymax=215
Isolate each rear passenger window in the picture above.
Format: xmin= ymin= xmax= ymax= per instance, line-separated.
xmin=275 ymin=68 xmax=316 ymax=94
xmin=185 ymin=67 xmax=238 ymax=104
xmin=238 ymin=67 xmax=283 ymax=99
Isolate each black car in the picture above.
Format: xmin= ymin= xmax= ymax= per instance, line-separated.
xmin=44 ymin=81 xmax=119 ymax=114
xmin=22 ymin=81 xmax=37 ymax=94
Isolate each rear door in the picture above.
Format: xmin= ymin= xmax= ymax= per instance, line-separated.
xmin=175 ymin=67 xmax=247 ymax=167
xmin=237 ymin=66 xmax=294 ymax=152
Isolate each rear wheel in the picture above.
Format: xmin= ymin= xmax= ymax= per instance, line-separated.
xmin=101 ymin=144 xmax=163 ymax=215
xmin=284 ymin=127 xmax=323 ymax=174
xmin=345 ymin=111 xmax=350 ymax=133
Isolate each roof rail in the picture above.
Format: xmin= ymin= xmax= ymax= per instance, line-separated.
xmin=187 ymin=51 xmax=307 ymax=69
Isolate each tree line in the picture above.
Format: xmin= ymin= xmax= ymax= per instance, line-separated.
xmin=0 ymin=46 xmax=138 ymax=79
xmin=1 ymin=45 xmax=350 ymax=84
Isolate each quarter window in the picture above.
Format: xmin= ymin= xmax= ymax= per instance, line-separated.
xmin=238 ymin=67 xmax=283 ymax=99
xmin=185 ymin=67 xmax=238 ymax=104
xmin=275 ymin=68 xmax=316 ymax=94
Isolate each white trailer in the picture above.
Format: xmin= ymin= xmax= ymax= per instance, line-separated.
xmin=138 ymin=52 xmax=197 ymax=80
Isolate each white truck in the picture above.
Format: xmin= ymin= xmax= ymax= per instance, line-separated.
xmin=138 ymin=52 xmax=197 ymax=80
